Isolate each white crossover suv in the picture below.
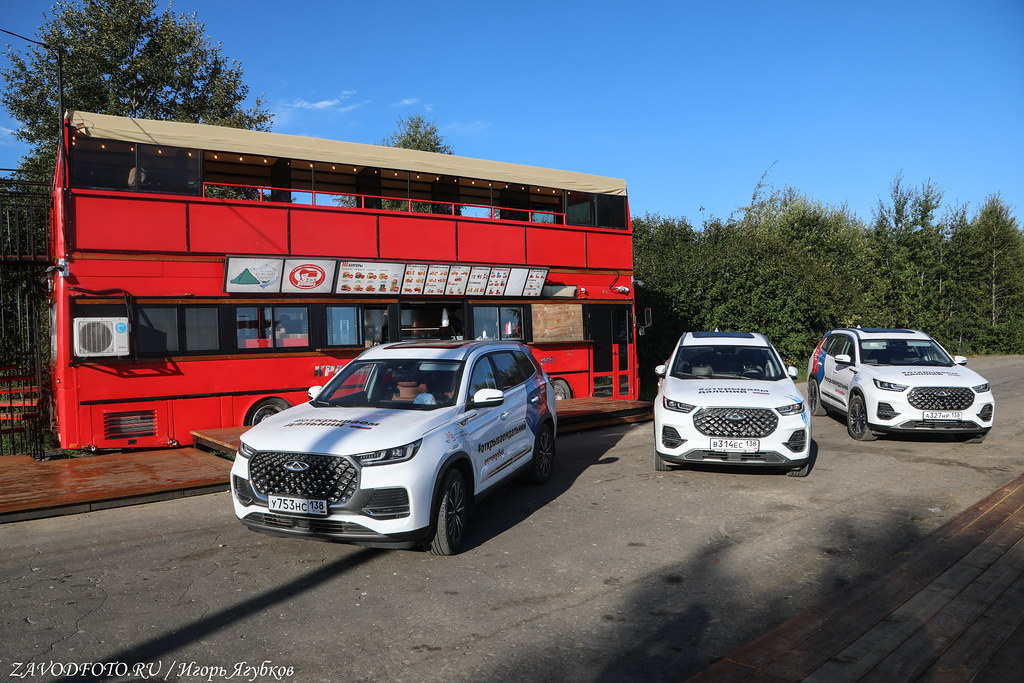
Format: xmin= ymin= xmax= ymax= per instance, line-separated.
xmin=653 ymin=332 xmax=812 ymax=477
xmin=807 ymin=328 xmax=994 ymax=442
xmin=230 ymin=340 xmax=557 ymax=555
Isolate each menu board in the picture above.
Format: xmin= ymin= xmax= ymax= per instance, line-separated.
xmin=423 ymin=264 xmax=451 ymax=295
xmin=281 ymin=258 xmax=337 ymax=294
xmin=504 ymin=268 xmax=530 ymax=297
xmin=224 ymin=257 xmax=284 ymax=293
xmin=466 ymin=266 xmax=491 ymax=295
xmin=486 ymin=267 xmax=511 ymax=296
xmin=336 ymin=261 xmax=403 ymax=294
xmin=401 ymin=263 xmax=429 ymax=295
xmin=523 ymin=268 xmax=548 ymax=296
xmin=226 ymin=258 xmax=550 ymax=298
xmin=445 ymin=265 xmax=472 ymax=296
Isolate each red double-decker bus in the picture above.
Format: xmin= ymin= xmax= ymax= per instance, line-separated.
xmin=48 ymin=111 xmax=637 ymax=450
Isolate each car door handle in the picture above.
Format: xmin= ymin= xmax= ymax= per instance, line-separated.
xmin=530 ymin=397 xmax=538 ymax=403
xmin=500 ymin=411 xmax=510 ymax=420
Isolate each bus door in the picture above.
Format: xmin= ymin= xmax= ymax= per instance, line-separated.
xmin=586 ymin=305 xmax=634 ymax=399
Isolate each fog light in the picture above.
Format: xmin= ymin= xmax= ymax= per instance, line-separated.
xmin=876 ymin=403 xmax=900 ymax=420
xmin=784 ymin=429 xmax=807 ymax=452
xmin=233 ymin=475 xmax=254 ymax=506
xmin=978 ymin=404 xmax=994 ymax=421
xmin=662 ymin=426 xmax=686 ymax=449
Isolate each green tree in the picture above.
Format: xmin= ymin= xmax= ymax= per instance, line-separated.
xmin=2 ymin=0 xmax=272 ymax=175
xmin=381 ymin=114 xmax=453 ymax=154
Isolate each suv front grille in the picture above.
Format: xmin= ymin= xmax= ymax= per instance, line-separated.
xmin=907 ymin=387 xmax=974 ymax=411
xmin=248 ymin=452 xmax=358 ymax=505
xmin=693 ymin=407 xmax=778 ymax=438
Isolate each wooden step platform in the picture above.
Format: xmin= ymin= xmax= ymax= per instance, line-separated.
xmin=0 ymin=448 xmax=231 ymax=523
xmin=688 ymin=473 xmax=1024 ymax=682
xmin=0 ymin=396 xmax=651 ymax=524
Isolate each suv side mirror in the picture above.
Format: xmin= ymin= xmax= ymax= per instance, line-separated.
xmin=308 ymin=385 xmax=323 ymax=400
xmin=470 ymin=388 xmax=504 ymax=408
xmin=655 ymin=364 xmax=667 ymax=378
xmin=788 ymin=366 xmax=799 ymax=378
xmin=953 ymin=355 xmax=968 ymax=366
xmin=834 ymin=353 xmax=852 ymax=365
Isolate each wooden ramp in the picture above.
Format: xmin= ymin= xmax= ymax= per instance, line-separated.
xmin=688 ymin=473 xmax=1024 ymax=682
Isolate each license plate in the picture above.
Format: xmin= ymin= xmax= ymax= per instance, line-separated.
xmin=923 ymin=411 xmax=962 ymax=420
xmin=268 ymin=495 xmax=328 ymax=516
xmin=710 ymin=438 xmax=760 ymax=452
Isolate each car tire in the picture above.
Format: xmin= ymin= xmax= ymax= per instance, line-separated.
xmin=525 ymin=423 xmax=555 ymax=484
xmin=847 ymin=394 xmax=877 ymax=441
xmin=552 ymin=378 xmax=572 ymax=401
xmin=807 ymin=380 xmax=827 ymax=417
xmin=653 ymin=450 xmax=671 ymax=472
xmin=245 ymin=397 xmax=290 ymax=425
xmin=429 ymin=468 xmax=468 ymax=556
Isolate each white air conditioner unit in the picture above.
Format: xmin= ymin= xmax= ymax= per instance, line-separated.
xmin=73 ymin=317 xmax=130 ymax=357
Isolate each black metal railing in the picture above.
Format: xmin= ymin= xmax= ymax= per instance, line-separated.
xmin=0 ymin=169 xmax=51 ymax=458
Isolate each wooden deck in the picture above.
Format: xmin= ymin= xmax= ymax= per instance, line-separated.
xmin=688 ymin=473 xmax=1024 ymax=682
xmin=0 ymin=448 xmax=231 ymax=523
xmin=0 ymin=397 xmax=651 ymax=523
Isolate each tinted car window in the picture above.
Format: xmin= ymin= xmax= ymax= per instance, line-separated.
xmin=491 ymin=352 xmax=526 ymax=389
xmin=468 ymin=358 xmax=498 ymax=395
xmin=514 ymin=350 xmax=538 ymax=380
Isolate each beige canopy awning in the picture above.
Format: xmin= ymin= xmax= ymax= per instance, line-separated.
xmin=68 ymin=111 xmax=627 ymax=196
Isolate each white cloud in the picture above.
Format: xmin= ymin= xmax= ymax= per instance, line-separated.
xmin=282 ymin=91 xmax=363 ymax=112
xmin=392 ymin=97 xmax=421 ymax=107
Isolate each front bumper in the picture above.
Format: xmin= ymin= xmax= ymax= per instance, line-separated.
xmin=866 ymin=391 xmax=994 ymax=436
xmin=229 ymin=451 xmax=439 ymax=545
xmin=654 ymin=408 xmax=811 ymax=469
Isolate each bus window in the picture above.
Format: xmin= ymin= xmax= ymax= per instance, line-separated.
xmin=327 ymin=306 xmax=360 ymax=346
xmin=137 ymin=306 xmax=179 ymax=354
xmin=135 ymin=144 xmax=201 ymax=195
xmin=363 ymin=305 xmax=390 ymax=346
xmin=472 ymin=305 xmax=524 ymax=341
xmin=235 ymin=306 xmax=272 ymax=349
xmin=274 ymin=307 xmax=308 ymax=347
xmin=70 ymin=137 xmax=135 ymax=191
xmin=401 ymin=303 xmax=460 ymax=340
xmin=183 ymin=307 xmax=219 ymax=351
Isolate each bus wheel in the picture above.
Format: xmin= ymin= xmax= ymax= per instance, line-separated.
xmin=245 ymin=398 xmax=290 ymax=425
xmin=552 ymin=378 xmax=572 ymax=401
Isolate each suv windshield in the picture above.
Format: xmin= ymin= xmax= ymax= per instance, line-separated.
xmin=859 ymin=339 xmax=954 ymax=367
xmin=313 ymin=359 xmax=465 ymax=410
xmin=670 ymin=345 xmax=785 ymax=381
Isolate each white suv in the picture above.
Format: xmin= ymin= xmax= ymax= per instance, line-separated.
xmin=653 ymin=332 xmax=812 ymax=477
xmin=229 ymin=340 xmax=557 ymax=555
xmin=807 ymin=328 xmax=994 ymax=442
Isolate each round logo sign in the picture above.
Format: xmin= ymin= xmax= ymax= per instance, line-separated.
xmin=289 ymin=264 xmax=326 ymax=290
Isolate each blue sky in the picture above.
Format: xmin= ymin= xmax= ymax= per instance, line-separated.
xmin=2 ymin=1 xmax=1022 ymax=224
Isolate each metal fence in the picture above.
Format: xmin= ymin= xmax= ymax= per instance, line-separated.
xmin=0 ymin=169 xmax=52 ymax=458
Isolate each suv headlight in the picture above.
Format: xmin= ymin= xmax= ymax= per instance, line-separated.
xmin=663 ymin=397 xmax=695 ymax=413
xmin=972 ymin=382 xmax=991 ymax=393
xmin=874 ymin=379 xmax=909 ymax=392
xmin=237 ymin=441 xmax=257 ymax=459
xmin=355 ymin=439 xmax=422 ymax=466
xmin=776 ymin=401 xmax=804 ymax=416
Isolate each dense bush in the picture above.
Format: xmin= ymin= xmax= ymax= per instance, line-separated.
xmin=633 ymin=177 xmax=1021 ymax=397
